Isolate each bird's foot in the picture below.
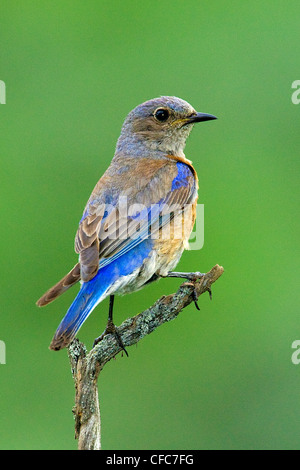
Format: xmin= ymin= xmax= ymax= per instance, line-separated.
xmin=166 ymin=271 xmax=205 ymax=281
xmin=180 ymin=281 xmax=201 ymax=310
xmin=93 ymin=320 xmax=128 ymax=357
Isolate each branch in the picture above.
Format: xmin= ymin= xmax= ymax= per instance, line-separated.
xmin=67 ymin=264 xmax=224 ymax=450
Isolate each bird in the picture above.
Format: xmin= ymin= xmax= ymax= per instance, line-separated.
xmin=36 ymin=96 xmax=217 ymax=351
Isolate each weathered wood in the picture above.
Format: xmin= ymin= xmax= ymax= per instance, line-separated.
xmin=68 ymin=264 xmax=224 ymax=450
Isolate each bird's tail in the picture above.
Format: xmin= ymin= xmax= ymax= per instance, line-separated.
xmin=48 ymin=239 xmax=153 ymax=351
xmin=36 ymin=263 xmax=81 ymax=307
xmin=49 ymin=270 xmax=111 ymax=351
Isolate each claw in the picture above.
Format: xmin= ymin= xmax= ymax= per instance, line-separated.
xmin=192 ymin=289 xmax=200 ymax=311
xmin=93 ymin=295 xmax=128 ymax=356
xmin=181 ymin=281 xmax=201 ymax=311
xmin=113 ymin=327 xmax=129 ymax=357
xmin=207 ymin=287 xmax=212 ymax=300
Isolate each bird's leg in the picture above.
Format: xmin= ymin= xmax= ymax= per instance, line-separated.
xmin=191 ymin=289 xmax=201 ymax=311
xmin=93 ymin=295 xmax=128 ymax=356
xmin=166 ymin=271 xmax=205 ymax=281
xmin=165 ymin=271 xmax=207 ymax=310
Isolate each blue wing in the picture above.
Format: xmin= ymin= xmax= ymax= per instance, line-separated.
xmin=49 ymin=161 xmax=197 ymax=350
xmin=77 ymin=161 xmax=196 ymax=274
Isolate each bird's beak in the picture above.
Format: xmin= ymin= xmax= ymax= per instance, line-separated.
xmin=182 ymin=112 xmax=217 ymax=126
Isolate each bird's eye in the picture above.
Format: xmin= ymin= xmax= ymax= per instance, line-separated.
xmin=154 ymin=108 xmax=169 ymax=122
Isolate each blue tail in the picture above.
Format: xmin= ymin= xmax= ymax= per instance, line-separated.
xmin=49 ymin=240 xmax=153 ymax=350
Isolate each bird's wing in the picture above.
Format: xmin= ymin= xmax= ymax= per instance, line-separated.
xmin=75 ymin=157 xmax=197 ymax=282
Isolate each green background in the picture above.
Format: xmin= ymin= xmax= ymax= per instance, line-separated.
xmin=1 ymin=0 xmax=300 ymax=450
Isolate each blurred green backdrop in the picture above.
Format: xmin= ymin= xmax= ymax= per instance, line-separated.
xmin=1 ymin=0 xmax=300 ymax=450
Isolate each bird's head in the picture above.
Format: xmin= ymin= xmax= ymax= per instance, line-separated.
xmin=116 ymin=96 xmax=217 ymax=158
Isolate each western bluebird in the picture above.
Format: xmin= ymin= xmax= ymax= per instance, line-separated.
xmin=37 ymin=96 xmax=217 ymax=351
